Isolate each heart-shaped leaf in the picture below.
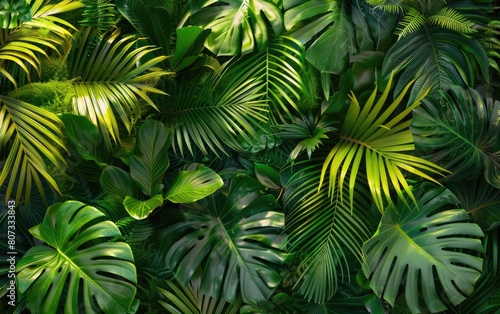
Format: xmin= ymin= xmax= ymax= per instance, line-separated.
xmin=124 ymin=194 xmax=164 ymax=220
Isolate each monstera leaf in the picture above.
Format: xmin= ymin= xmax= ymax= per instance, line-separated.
xmin=190 ymin=0 xmax=283 ymax=56
xmin=16 ymin=201 xmax=137 ymax=314
xmin=160 ymin=175 xmax=290 ymax=305
xmin=362 ymin=184 xmax=484 ymax=313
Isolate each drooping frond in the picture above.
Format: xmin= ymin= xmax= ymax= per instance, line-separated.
xmin=0 ymin=96 xmax=67 ymax=204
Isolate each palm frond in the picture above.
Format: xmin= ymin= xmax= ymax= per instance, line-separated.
xmin=283 ymin=156 xmax=376 ymax=303
xmin=319 ymin=73 xmax=448 ymax=212
xmin=383 ymin=25 xmax=490 ymax=102
xmin=67 ymin=27 xmax=172 ymax=142
xmin=0 ymin=0 xmax=81 ymax=88
xmin=427 ymin=7 xmax=475 ymax=34
xmin=0 ymin=96 xmax=66 ymax=204
xmin=411 ymin=86 xmax=500 ymax=188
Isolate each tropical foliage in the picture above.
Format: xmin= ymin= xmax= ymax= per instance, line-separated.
xmin=1 ymin=0 xmax=499 ymax=313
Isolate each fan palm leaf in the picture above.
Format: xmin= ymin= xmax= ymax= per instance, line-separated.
xmin=0 ymin=96 xmax=66 ymax=204
xmin=319 ymin=73 xmax=448 ymax=212
xmin=283 ymin=156 xmax=376 ymax=303
xmin=67 ymin=27 xmax=172 ymax=142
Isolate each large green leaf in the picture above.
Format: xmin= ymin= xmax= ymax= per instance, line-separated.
xmin=59 ymin=114 xmax=112 ymax=166
xmin=284 ymin=0 xmax=351 ymax=74
xmin=129 ymin=119 xmax=171 ymax=196
xmin=16 ymin=201 xmax=137 ymax=314
xmin=100 ymin=165 xmax=138 ymax=200
xmin=319 ymin=73 xmax=447 ymax=212
xmin=115 ymin=0 xmax=171 ymax=55
xmin=411 ymin=86 xmax=500 ymax=188
xmin=0 ymin=96 xmax=66 ymax=204
xmin=164 ymin=165 xmax=223 ymax=204
xmin=160 ymin=174 xmax=290 ymax=305
xmin=362 ymin=184 xmax=484 ymax=313
xmin=67 ymin=27 xmax=171 ymax=142
xmin=190 ymin=0 xmax=283 ymax=56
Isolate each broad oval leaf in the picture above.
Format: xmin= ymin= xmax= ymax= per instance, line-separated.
xmin=100 ymin=165 xmax=138 ymax=200
xmin=124 ymin=194 xmax=164 ymax=220
xmin=16 ymin=201 xmax=137 ymax=314
xmin=164 ymin=166 xmax=223 ymax=204
xmin=130 ymin=119 xmax=171 ymax=196
xmin=160 ymin=174 xmax=290 ymax=305
xmin=362 ymin=184 xmax=484 ymax=313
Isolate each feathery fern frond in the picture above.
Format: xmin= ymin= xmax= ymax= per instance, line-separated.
xmin=427 ymin=7 xmax=475 ymax=34
xmin=79 ymin=0 xmax=117 ymax=32
xmin=396 ymin=7 xmax=426 ymax=38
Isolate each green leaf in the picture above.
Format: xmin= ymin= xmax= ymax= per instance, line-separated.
xmin=123 ymin=194 xmax=163 ymax=220
xmin=16 ymin=201 xmax=137 ymax=314
xmin=362 ymin=184 xmax=484 ymax=313
xmin=0 ymin=0 xmax=32 ymax=29
xmin=191 ymin=0 xmax=284 ymax=56
xmin=60 ymin=113 xmax=112 ymax=165
xmin=254 ymin=163 xmax=281 ymax=189
xmin=130 ymin=119 xmax=171 ymax=196
xmin=164 ymin=166 xmax=223 ymax=204
xmin=160 ymin=174 xmax=290 ymax=305
xmin=100 ymin=165 xmax=138 ymax=200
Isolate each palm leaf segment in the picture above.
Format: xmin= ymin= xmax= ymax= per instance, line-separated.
xmin=0 ymin=0 xmax=81 ymax=203
xmin=190 ymin=0 xmax=283 ymax=56
xmin=319 ymin=73 xmax=448 ymax=212
xmin=411 ymin=85 xmax=500 ymax=188
xmin=362 ymin=184 xmax=484 ymax=313
xmin=0 ymin=0 xmax=81 ymax=87
xmin=163 ymin=35 xmax=309 ymax=157
xmin=67 ymin=27 xmax=171 ymax=142
xmin=283 ymin=156 xmax=375 ymax=303
xmin=160 ymin=175 xmax=290 ymax=305
xmin=0 ymin=96 xmax=66 ymax=203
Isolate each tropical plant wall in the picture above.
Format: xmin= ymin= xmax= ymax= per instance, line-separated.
xmin=1 ymin=0 xmax=499 ymax=313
